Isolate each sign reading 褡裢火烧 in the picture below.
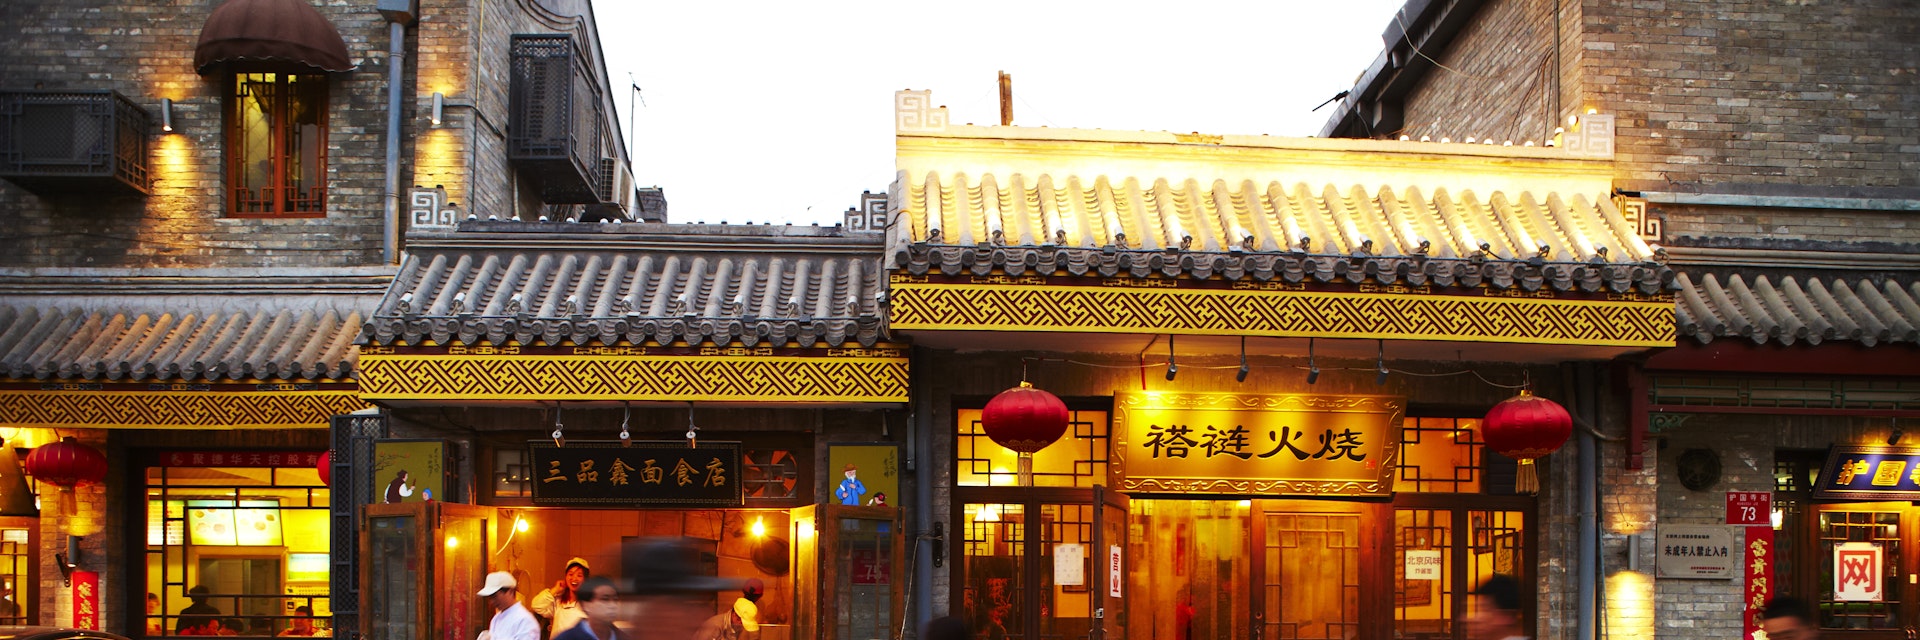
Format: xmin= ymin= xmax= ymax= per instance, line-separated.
xmin=1813 ymin=445 xmax=1920 ymax=501
xmin=529 ymin=441 xmax=743 ymax=507
xmin=1109 ymin=393 xmax=1402 ymax=496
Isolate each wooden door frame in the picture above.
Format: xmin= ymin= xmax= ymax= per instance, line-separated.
xmin=812 ymin=503 xmax=905 ymax=640
xmin=1391 ymin=493 xmax=1540 ymax=640
xmin=949 ymin=486 xmax=1099 ymax=640
xmin=1797 ymin=501 xmax=1915 ymax=640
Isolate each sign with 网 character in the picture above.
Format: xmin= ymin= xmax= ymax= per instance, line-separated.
xmin=72 ymin=570 xmax=99 ymax=630
xmin=1835 ymin=541 xmax=1884 ymax=601
xmin=530 ymin=441 xmax=743 ymax=507
xmin=1110 ymin=393 xmax=1402 ymax=496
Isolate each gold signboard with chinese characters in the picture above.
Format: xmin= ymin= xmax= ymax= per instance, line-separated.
xmin=1110 ymin=392 xmax=1402 ymax=496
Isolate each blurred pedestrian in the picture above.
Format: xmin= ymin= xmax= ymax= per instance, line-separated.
xmin=617 ymin=538 xmax=745 ymax=640
xmin=554 ymin=577 xmax=625 ymax=640
xmin=480 ymin=571 xmax=540 ymax=640
xmin=1465 ymin=575 xmax=1526 ymax=640
xmin=922 ymin=616 xmax=969 ymax=640
xmin=1762 ymin=597 xmax=1820 ymax=640
xmin=533 ymin=557 xmax=592 ymax=637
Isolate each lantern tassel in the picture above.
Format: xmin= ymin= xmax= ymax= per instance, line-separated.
xmin=1017 ymin=452 xmax=1034 ymax=487
xmin=1516 ymin=459 xmax=1539 ymax=495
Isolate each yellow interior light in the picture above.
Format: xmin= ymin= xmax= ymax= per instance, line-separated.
xmin=750 ymin=517 xmax=766 ymax=538
xmin=514 ymin=517 xmax=530 ymax=533
xmin=1237 ymin=500 xmax=1252 ymax=508
xmin=445 ymin=536 xmax=460 ymax=549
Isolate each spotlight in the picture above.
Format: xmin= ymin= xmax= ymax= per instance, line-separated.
xmin=1306 ymin=338 xmax=1320 ymax=385
xmin=1374 ymin=339 xmax=1389 ymax=386
xmin=1164 ymin=334 xmax=1177 ymax=381
xmin=431 ymin=92 xmax=444 ymax=126
xmin=160 ymin=98 xmax=174 ymax=133
xmin=1236 ymin=336 xmax=1249 ymax=383
xmin=551 ymin=403 xmax=565 ymax=447
xmin=1892 ymin=424 xmax=1905 ymax=446
xmin=619 ymin=401 xmax=632 ymax=447
xmin=750 ymin=517 xmax=767 ymax=538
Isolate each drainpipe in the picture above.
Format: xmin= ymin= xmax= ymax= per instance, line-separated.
xmin=911 ymin=346 xmax=934 ymax=633
xmin=382 ymin=19 xmax=405 ymax=265
xmin=1574 ymin=363 xmax=1600 ymax=640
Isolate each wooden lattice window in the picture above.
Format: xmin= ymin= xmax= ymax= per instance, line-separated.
xmin=226 ymin=73 xmax=327 ymax=217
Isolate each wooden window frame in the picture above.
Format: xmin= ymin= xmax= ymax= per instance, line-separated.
xmin=224 ymin=72 xmax=329 ymax=218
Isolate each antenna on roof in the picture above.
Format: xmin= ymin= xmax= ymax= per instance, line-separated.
xmin=998 ymin=71 xmax=1013 ymax=126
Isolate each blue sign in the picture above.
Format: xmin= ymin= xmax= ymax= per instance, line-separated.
xmin=1814 ymin=445 xmax=1920 ymax=501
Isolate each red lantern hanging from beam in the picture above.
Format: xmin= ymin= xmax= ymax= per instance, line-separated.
xmin=1482 ymin=390 xmax=1573 ymax=495
xmin=980 ymin=381 xmax=1070 ymax=486
xmin=317 ymin=450 xmax=332 ymax=487
xmin=24 ymin=437 xmax=108 ymax=527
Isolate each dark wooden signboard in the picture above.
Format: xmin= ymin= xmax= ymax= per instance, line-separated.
xmin=529 ymin=440 xmax=744 ymax=507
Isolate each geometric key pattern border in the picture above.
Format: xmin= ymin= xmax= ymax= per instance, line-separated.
xmin=357 ymin=355 xmax=910 ymax=402
xmin=0 ymin=391 xmax=370 ymax=429
xmin=890 ymin=283 xmax=1676 ymax=347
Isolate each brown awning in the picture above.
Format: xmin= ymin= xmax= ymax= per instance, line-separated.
xmin=194 ymin=0 xmax=353 ymax=75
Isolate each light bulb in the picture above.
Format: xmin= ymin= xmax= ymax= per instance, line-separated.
xmin=750 ymin=517 xmax=766 ymax=538
xmin=515 ymin=517 xmax=530 ymax=533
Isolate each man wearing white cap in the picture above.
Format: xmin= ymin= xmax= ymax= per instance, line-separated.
xmin=690 ymin=598 xmax=758 ymax=640
xmin=532 ymin=557 xmax=591 ymax=637
xmin=479 ymin=572 xmax=539 ymax=640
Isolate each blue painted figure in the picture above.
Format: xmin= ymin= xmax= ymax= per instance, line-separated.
xmin=835 ymin=463 xmax=865 ymax=506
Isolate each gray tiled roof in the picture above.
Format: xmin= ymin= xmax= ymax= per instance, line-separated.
xmin=887 ymin=174 xmax=1673 ymax=294
xmin=364 ymin=225 xmax=888 ymax=347
xmin=0 ymin=299 xmax=366 ymax=381
xmin=1677 ymin=272 xmax=1920 ymax=346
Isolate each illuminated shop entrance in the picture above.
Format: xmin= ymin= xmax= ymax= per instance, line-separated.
xmin=955 ymin=402 xmax=1535 ymax=640
xmin=143 ymin=451 xmax=332 ymax=638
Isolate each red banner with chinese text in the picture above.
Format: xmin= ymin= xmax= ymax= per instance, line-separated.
xmin=1743 ymin=526 xmax=1774 ymax=640
xmin=72 ymin=570 xmax=100 ymax=630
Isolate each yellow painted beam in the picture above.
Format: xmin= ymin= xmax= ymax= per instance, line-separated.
xmin=357 ymin=354 xmax=910 ymax=402
xmin=0 ymin=391 xmax=366 ymax=429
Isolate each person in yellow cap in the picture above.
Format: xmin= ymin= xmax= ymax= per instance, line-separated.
xmin=532 ymin=557 xmax=591 ymax=637
xmin=691 ymin=598 xmax=758 ymax=640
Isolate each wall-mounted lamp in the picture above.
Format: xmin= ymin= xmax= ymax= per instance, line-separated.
xmin=1235 ymin=336 xmax=1249 ymax=383
xmin=551 ymin=403 xmax=565 ymax=447
xmin=55 ymin=535 xmax=79 ymax=586
xmin=160 ymin=98 xmax=174 ymax=133
xmin=430 ymin=92 xmax=444 ymax=126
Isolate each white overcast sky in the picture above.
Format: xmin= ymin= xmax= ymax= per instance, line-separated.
xmin=592 ymin=1 xmax=1407 ymax=226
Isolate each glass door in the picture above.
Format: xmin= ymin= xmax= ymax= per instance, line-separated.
xmin=360 ymin=502 xmax=494 ymax=640
xmin=797 ymin=503 xmax=903 ymax=640
xmin=1250 ymin=500 xmax=1388 ymax=640
xmin=1091 ymin=487 xmax=1129 ymax=640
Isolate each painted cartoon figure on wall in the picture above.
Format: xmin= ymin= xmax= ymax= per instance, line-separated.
xmin=835 ymin=464 xmax=865 ymax=506
xmin=385 ymin=470 xmax=416 ymax=504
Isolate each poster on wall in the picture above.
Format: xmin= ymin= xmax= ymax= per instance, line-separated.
xmin=1835 ymin=542 xmax=1884 ymax=602
xmin=372 ymin=440 xmax=446 ymax=504
xmin=1656 ymin=525 xmax=1736 ymax=579
xmin=826 ymin=443 xmax=901 ymax=509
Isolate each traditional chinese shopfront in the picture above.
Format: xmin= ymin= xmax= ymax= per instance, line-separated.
xmin=345 ymin=225 xmax=910 ymax=640
xmin=885 ymin=92 xmax=1673 ymax=640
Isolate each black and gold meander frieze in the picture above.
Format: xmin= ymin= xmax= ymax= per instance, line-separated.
xmin=0 ymin=384 xmax=368 ymax=429
xmin=357 ymin=344 xmax=910 ymax=402
xmin=889 ymin=276 xmax=1675 ymax=347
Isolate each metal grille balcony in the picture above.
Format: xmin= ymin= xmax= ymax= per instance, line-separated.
xmin=509 ymin=34 xmax=605 ymax=205
xmin=0 ymin=90 xmax=152 ymax=196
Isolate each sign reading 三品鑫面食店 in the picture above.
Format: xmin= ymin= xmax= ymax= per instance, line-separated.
xmin=1813 ymin=445 xmax=1920 ymax=501
xmin=1110 ymin=392 xmax=1403 ymax=496
xmin=529 ymin=441 xmax=744 ymax=507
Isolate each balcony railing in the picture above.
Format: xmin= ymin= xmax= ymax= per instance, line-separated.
xmin=508 ymin=34 xmax=605 ymax=205
xmin=0 ymin=90 xmax=152 ymax=196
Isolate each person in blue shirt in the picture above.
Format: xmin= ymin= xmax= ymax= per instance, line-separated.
xmin=834 ymin=464 xmax=865 ymax=506
xmin=553 ymin=578 xmax=624 ymax=640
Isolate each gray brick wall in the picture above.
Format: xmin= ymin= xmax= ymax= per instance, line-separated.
xmin=1400 ymin=0 xmax=1574 ymax=144
xmin=0 ymin=0 xmax=392 ymax=268
xmin=1657 ymin=203 xmax=1920 ymax=248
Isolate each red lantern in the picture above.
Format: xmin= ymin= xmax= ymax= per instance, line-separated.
xmin=980 ymin=381 xmax=1070 ymax=486
xmin=1482 ymin=390 xmax=1573 ymax=495
xmin=23 ymin=437 xmax=108 ymax=491
xmin=317 ymin=450 xmax=332 ymax=487
xmin=24 ymin=437 xmax=108 ymax=526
